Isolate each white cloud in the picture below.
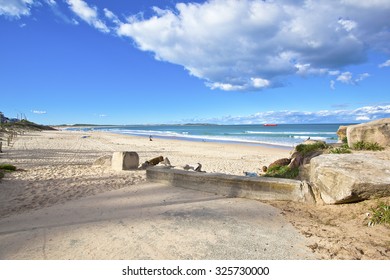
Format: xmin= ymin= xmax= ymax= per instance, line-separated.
xmin=103 ymin=8 xmax=120 ymax=25
xmin=187 ymin=105 xmax=390 ymax=124
xmin=332 ymin=71 xmax=370 ymax=88
xmin=336 ymin=72 xmax=354 ymax=84
xmin=32 ymin=110 xmax=47 ymax=114
xmin=356 ymin=116 xmax=370 ymax=121
xmin=356 ymin=73 xmax=370 ymax=82
xmin=379 ymin=59 xmax=390 ymax=68
xmin=116 ymin=0 xmax=390 ymax=91
xmin=0 ymin=0 xmax=34 ymax=18
xmin=338 ymin=18 xmax=357 ymax=32
xmin=45 ymin=0 xmax=55 ymax=6
xmin=66 ymin=0 xmax=109 ymax=33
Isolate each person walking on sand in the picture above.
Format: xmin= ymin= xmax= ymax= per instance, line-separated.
xmin=149 ymin=135 xmax=153 ymax=141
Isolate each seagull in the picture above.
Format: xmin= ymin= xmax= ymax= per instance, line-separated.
xmin=195 ymin=163 xmax=202 ymax=172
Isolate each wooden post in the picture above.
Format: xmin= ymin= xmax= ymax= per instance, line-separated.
xmin=0 ymin=141 xmax=2 ymax=153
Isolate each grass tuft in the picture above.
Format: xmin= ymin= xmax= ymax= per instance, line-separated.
xmin=295 ymin=142 xmax=327 ymax=156
xmin=368 ymin=202 xmax=390 ymax=226
xmin=352 ymin=141 xmax=384 ymax=151
xmin=264 ymin=165 xmax=299 ymax=179
xmin=0 ymin=164 xmax=17 ymax=172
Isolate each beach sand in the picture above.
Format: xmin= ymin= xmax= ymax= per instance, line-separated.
xmin=0 ymin=130 xmax=389 ymax=259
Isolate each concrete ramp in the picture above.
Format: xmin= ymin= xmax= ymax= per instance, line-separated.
xmin=0 ymin=182 xmax=316 ymax=260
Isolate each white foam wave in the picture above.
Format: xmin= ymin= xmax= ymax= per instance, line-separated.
xmin=245 ymin=131 xmax=335 ymax=135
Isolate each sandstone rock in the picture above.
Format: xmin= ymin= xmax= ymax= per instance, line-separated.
xmin=112 ymin=151 xmax=139 ymax=171
xmin=148 ymin=156 xmax=164 ymax=165
xmin=93 ymin=155 xmax=112 ymax=166
xmin=268 ymin=158 xmax=291 ymax=169
xmin=336 ymin=125 xmax=348 ymax=143
xmin=309 ymin=154 xmax=390 ymax=204
xmin=347 ymin=118 xmax=390 ymax=147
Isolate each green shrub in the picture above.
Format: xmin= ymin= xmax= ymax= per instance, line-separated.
xmin=0 ymin=164 xmax=17 ymax=171
xmin=368 ymin=202 xmax=390 ymax=226
xmin=264 ymin=165 xmax=299 ymax=179
xmin=295 ymin=142 xmax=327 ymax=156
xmin=329 ymin=147 xmax=352 ymax=154
xmin=352 ymin=141 xmax=384 ymax=151
xmin=342 ymin=137 xmax=348 ymax=144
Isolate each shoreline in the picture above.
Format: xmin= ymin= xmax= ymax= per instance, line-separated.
xmin=60 ymin=123 xmax=340 ymax=150
xmin=97 ymin=131 xmax=294 ymax=150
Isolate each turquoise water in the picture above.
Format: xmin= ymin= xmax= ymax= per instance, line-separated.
xmin=74 ymin=123 xmax=351 ymax=148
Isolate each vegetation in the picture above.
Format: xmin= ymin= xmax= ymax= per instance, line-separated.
xmin=368 ymin=202 xmax=390 ymax=226
xmin=352 ymin=141 xmax=384 ymax=151
xmin=0 ymin=164 xmax=16 ymax=181
xmin=1 ymin=119 xmax=56 ymax=131
xmin=264 ymin=165 xmax=299 ymax=179
xmin=0 ymin=164 xmax=17 ymax=171
xmin=295 ymin=142 xmax=328 ymax=156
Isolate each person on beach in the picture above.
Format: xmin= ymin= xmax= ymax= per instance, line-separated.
xmin=149 ymin=135 xmax=153 ymax=141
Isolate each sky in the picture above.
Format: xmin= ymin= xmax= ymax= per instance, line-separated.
xmin=1 ymin=0 xmax=390 ymax=125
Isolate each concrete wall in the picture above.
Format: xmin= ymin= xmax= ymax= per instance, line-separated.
xmin=146 ymin=167 xmax=315 ymax=203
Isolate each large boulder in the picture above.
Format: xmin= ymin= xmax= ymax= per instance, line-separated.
xmin=347 ymin=118 xmax=390 ymax=147
xmin=336 ymin=125 xmax=348 ymax=143
xmin=309 ymin=154 xmax=390 ymax=204
xmin=112 ymin=151 xmax=139 ymax=171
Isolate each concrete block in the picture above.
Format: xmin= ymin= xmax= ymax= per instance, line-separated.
xmin=112 ymin=152 xmax=139 ymax=171
xmin=146 ymin=167 xmax=315 ymax=203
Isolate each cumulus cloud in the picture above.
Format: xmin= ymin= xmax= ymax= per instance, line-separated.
xmin=66 ymin=0 xmax=109 ymax=33
xmin=0 ymin=0 xmax=34 ymax=18
xmin=187 ymin=105 xmax=390 ymax=124
xmin=116 ymin=0 xmax=390 ymax=91
xmin=331 ymin=71 xmax=370 ymax=89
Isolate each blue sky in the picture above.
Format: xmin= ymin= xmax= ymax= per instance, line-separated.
xmin=1 ymin=0 xmax=390 ymax=125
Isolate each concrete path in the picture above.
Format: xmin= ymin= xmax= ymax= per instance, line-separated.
xmin=0 ymin=183 xmax=317 ymax=259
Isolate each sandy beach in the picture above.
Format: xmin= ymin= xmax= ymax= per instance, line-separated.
xmin=0 ymin=129 xmax=287 ymax=217
xmin=0 ymin=130 xmax=389 ymax=259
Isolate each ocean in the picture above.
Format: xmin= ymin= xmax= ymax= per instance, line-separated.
xmin=73 ymin=123 xmax=351 ymax=148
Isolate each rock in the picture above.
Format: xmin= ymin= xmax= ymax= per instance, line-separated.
xmin=336 ymin=125 xmax=348 ymax=143
xmin=308 ymin=154 xmax=390 ymax=204
xmin=111 ymin=152 xmax=139 ymax=171
xmin=93 ymin=155 xmax=112 ymax=166
xmin=347 ymin=118 xmax=390 ymax=147
xmin=148 ymin=156 xmax=164 ymax=165
xmin=268 ymin=158 xmax=291 ymax=169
